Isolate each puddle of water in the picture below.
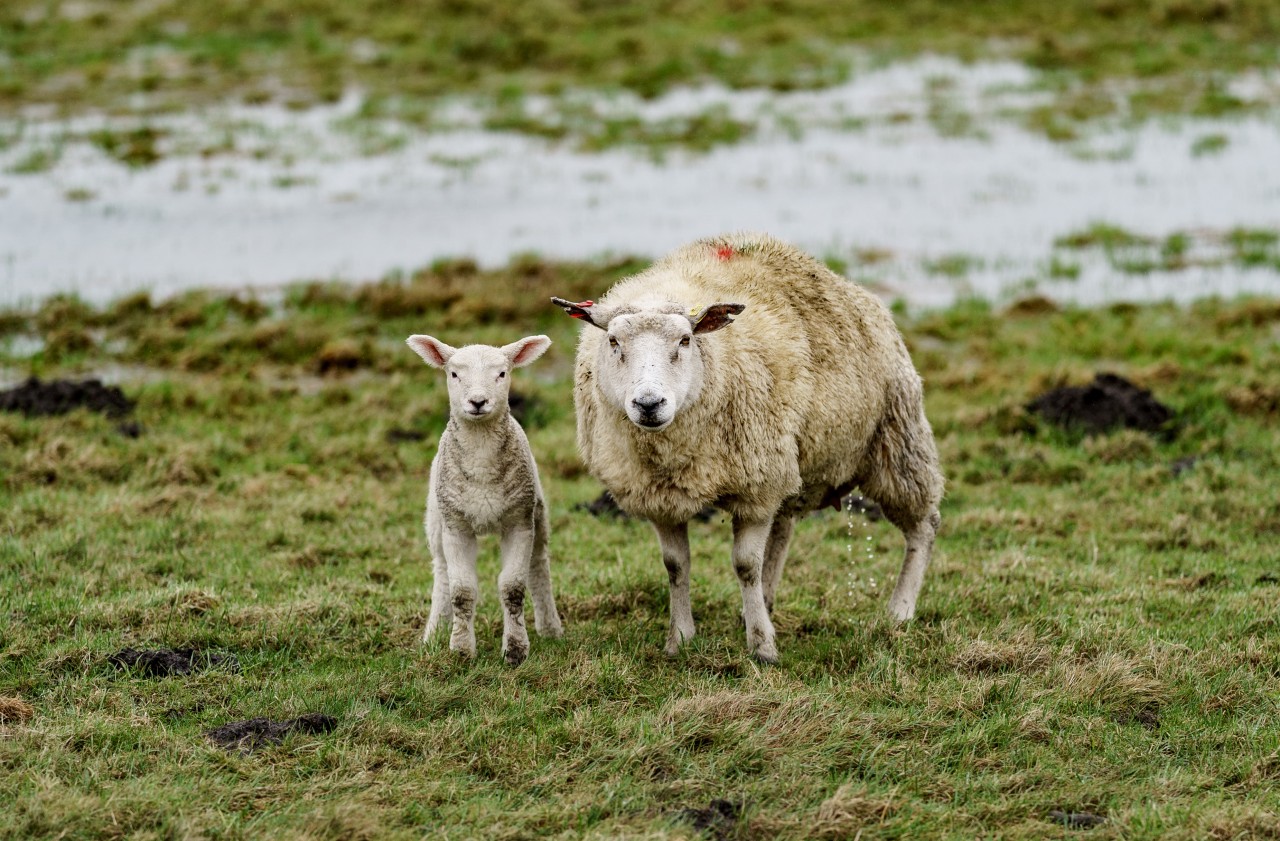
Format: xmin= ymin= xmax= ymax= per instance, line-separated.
xmin=1 ymin=57 xmax=1277 ymax=310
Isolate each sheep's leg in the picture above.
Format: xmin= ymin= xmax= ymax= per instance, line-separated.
xmin=498 ymin=526 xmax=533 ymax=667
xmin=527 ymin=498 xmax=563 ymax=639
xmin=423 ymin=550 xmax=452 ymax=642
xmin=732 ymin=517 xmax=779 ymax=664
xmin=653 ymin=521 xmax=694 ymax=656
xmin=762 ymin=514 xmax=794 ymax=615
xmin=422 ymin=499 xmax=453 ymax=642
xmin=887 ymin=509 xmax=940 ymax=623
xmin=442 ymin=527 xmax=479 ymax=658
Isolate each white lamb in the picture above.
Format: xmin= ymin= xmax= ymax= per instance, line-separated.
xmin=552 ymin=232 xmax=944 ymax=664
xmin=406 ymin=334 xmax=564 ymax=665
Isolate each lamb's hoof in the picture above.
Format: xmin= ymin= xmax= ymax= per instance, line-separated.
xmin=537 ymin=618 xmax=565 ymax=639
xmin=503 ymin=641 xmax=528 ymax=667
xmin=750 ymin=645 xmax=779 ymax=665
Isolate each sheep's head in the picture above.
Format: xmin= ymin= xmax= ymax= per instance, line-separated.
xmin=406 ymin=334 xmax=551 ymax=424
xmin=551 ymin=297 xmax=744 ymax=432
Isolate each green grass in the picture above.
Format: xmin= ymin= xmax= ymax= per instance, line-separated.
xmin=2 ymin=264 xmax=1280 ymax=838
xmin=1 ymin=0 xmax=1278 ymax=146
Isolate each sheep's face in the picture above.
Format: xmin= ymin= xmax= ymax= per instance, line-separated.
xmin=551 ymin=297 xmax=745 ymax=434
xmin=406 ymin=334 xmax=551 ymax=424
xmin=598 ymin=312 xmax=698 ymax=432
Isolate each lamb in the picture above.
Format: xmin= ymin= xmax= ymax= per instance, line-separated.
xmin=552 ymin=232 xmax=943 ymax=663
xmin=406 ymin=334 xmax=564 ymax=665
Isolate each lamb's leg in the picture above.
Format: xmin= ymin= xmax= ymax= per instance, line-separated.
xmin=732 ymin=517 xmax=779 ymax=664
xmin=527 ymin=497 xmax=563 ymax=639
xmin=887 ymin=509 xmax=940 ymax=622
xmin=423 ymin=551 xmax=452 ymax=642
xmin=762 ymin=514 xmax=794 ymax=615
xmin=442 ymin=527 xmax=479 ymax=658
xmin=497 ymin=526 xmax=533 ymax=667
xmin=423 ymin=498 xmax=452 ymax=642
xmin=653 ymin=521 xmax=694 ymax=656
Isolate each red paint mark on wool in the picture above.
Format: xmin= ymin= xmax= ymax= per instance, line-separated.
xmin=715 ymin=245 xmax=735 ymax=261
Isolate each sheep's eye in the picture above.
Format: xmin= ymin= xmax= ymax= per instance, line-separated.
xmin=450 ymin=371 xmax=457 ymax=379
xmin=608 ymin=336 xmax=619 ymax=349
xmin=679 ymin=336 xmax=691 ymax=348
xmin=498 ymin=371 xmax=506 ymax=379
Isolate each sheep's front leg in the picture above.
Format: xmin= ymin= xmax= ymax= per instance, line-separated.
xmin=442 ymin=527 xmax=479 ymax=657
xmin=498 ymin=525 xmax=533 ymax=667
xmin=653 ymin=521 xmax=694 ymax=656
xmin=732 ymin=517 xmax=779 ymax=664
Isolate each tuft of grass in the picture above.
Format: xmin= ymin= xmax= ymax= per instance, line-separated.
xmin=1 ymin=262 xmax=1280 ymax=838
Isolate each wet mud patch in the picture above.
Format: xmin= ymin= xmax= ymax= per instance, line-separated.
xmin=1048 ymin=810 xmax=1107 ymax=829
xmin=575 ymin=490 xmax=717 ymax=522
xmin=0 ymin=377 xmax=134 ymax=419
xmin=1027 ymin=373 xmax=1174 ymax=437
xmin=107 ymin=648 xmax=239 ymax=677
xmin=206 ymin=713 xmax=338 ymax=753
xmin=675 ymin=799 xmax=741 ymax=841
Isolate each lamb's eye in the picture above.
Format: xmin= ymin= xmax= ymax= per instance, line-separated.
xmin=679 ymin=336 xmax=691 ymax=348
xmin=450 ymin=371 xmax=457 ymax=379
xmin=498 ymin=371 xmax=506 ymax=379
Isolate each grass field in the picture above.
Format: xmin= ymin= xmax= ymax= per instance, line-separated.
xmin=3 ymin=0 xmax=1279 ymax=144
xmin=2 ymin=263 xmax=1279 ymax=839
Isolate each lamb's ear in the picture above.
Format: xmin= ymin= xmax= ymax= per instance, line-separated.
xmin=503 ymin=335 xmax=552 ymax=368
xmin=550 ymin=296 xmax=610 ymax=329
xmin=406 ymin=335 xmax=456 ymax=368
xmin=689 ymin=303 xmax=746 ymax=334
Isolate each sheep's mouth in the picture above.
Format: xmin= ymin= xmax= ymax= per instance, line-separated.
xmin=634 ymin=416 xmax=670 ymax=431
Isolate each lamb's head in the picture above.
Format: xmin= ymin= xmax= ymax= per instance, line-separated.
xmin=551 ymin=296 xmax=744 ymax=432
xmin=406 ymin=334 xmax=551 ymax=424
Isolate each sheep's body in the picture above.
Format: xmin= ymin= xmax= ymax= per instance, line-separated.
xmin=410 ymin=335 xmax=563 ymax=665
xmin=565 ymin=233 xmax=942 ymax=660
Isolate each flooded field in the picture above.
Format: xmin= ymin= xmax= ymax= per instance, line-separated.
xmin=2 ymin=58 xmax=1278 ymax=309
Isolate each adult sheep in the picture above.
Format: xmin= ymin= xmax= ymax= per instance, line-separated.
xmin=551 ymin=232 xmax=943 ymax=663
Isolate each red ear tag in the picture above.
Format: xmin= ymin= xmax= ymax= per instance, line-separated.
xmin=715 ymin=245 xmax=735 ymax=261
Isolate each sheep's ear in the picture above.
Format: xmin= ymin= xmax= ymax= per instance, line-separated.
xmin=689 ymin=303 xmax=745 ymax=334
xmin=550 ymin=296 xmax=609 ymax=329
xmin=503 ymin=335 xmax=552 ymax=368
xmin=406 ymin=335 xmax=455 ymax=368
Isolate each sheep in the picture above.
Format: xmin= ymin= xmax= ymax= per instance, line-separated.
xmin=551 ymin=232 xmax=943 ymax=663
xmin=406 ymin=334 xmax=564 ymax=665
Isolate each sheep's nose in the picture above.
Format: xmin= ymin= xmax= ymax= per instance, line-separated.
xmin=468 ymin=398 xmax=489 ymax=412
xmin=631 ymin=395 xmax=666 ymax=414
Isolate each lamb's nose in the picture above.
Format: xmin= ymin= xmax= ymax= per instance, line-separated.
xmin=469 ymin=398 xmax=489 ymax=412
xmin=631 ymin=395 xmax=666 ymax=414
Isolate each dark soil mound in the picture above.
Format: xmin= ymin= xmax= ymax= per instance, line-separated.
xmin=1027 ymin=373 xmax=1174 ymax=437
xmin=206 ymin=713 xmax=338 ymax=753
xmin=575 ymin=490 xmax=717 ymax=523
xmin=107 ymin=648 xmax=238 ymax=677
xmin=676 ymin=799 xmax=741 ymax=841
xmin=0 ymin=377 xmax=134 ymax=419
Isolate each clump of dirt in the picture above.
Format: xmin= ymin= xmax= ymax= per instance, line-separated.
xmin=0 ymin=696 xmax=35 ymax=723
xmin=575 ymin=490 xmax=717 ymax=522
xmin=385 ymin=427 xmax=427 ymax=444
xmin=107 ymin=648 xmax=239 ymax=677
xmin=1027 ymin=373 xmax=1174 ymax=437
xmin=676 ymin=799 xmax=741 ymax=841
xmin=0 ymin=377 xmax=134 ymax=419
xmin=1048 ymin=810 xmax=1106 ymax=829
xmin=206 ymin=713 xmax=338 ymax=753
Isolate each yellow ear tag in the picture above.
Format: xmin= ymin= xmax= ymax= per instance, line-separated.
xmin=689 ymin=307 xmax=700 ymax=318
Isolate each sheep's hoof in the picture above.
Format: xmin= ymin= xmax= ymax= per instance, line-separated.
xmin=536 ymin=618 xmax=565 ymax=639
xmin=888 ymin=600 xmax=915 ymax=624
xmin=503 ymin=641 xmax=528 ymax=667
